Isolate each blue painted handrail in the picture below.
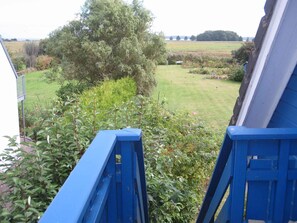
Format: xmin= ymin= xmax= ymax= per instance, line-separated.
xmin=39 ymin=128 xmax=148 ymax=223
xmin=197 ymin=126 xmax=297 ymax=223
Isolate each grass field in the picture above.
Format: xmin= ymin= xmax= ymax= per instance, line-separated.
xmin=166 ymin=41 xmax=242 ymax=57
xmin=24 ymin=71 xmax=61 ymax=109
xmin=153 ymin=65 xmax=240 ymax=131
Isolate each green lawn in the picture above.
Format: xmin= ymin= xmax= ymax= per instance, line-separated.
xmin=24 ymin=70 xmax=61 ymax=109
xmin=153 ymin=65 xmax=240 ymax=131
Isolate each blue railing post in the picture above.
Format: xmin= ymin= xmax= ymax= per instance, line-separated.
xmin=230 ymin=140 xmax=248 ymax=222
xmin=121 ymin=141 xmax=135 ymax=222
xmin=197 ymin=126 xmax=297 ymax=223
xmin=39 ymin=128 xmax=148 ymax=223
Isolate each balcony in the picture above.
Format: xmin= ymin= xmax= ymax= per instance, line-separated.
xmin=40 ymin=127 xmax=297 ymax=222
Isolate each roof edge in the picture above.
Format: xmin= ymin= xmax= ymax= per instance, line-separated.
xmin=0 ymin=36 xmax=19 ymax=79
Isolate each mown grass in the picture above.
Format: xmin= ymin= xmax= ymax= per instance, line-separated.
xmin=153 ymin=65 xmax=240 ymax=131
xmin=166 ymin=41 xmax=242 ymax=57
xmin=24 ymin=70 xmax=61 ymax=109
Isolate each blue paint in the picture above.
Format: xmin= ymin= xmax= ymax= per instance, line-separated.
xmin=269 ymin=64 xmax=297 ymax=127
xmin=197 ymin=126 xmax=297 ymax=223
xmin=39 ymin=128 xmax=148 ymax=223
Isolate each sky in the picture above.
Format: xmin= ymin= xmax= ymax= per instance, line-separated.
xmin=0 ymin=0 xmax=266 ymax=40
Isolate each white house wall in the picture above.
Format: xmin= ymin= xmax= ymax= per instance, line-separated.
xmin=0 ymin=41 xmax=20 ymax=153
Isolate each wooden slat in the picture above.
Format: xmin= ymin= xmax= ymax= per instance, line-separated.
xmin=230 ymin=140 xmax=248 ymax=222
xmin=273 ymin=140 xmax=290 ymax=222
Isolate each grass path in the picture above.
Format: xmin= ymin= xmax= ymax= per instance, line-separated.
xmin=153 ymin=65 xmax=240 ymax=131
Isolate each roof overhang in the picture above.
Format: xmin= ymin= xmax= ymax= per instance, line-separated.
xmin=237 ymin=0 xmax=297 ymax=127
xmin=0 ymin=36 xmax=18 ymax=79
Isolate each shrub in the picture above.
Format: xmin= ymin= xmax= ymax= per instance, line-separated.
xmin=56 ymin=82 xmax=90 ymax=104
xmin=228 ymin=65 xmax=245 ymax=82
xmin=10 ymin=55 xmax=26 ymax=71
xmin=232 ymin=41 xmax=254 ymax=64
xmin=35 ymin=55 xmax=54 ymax=70
xmin=167 ymin=54 xmax=184 ymax=65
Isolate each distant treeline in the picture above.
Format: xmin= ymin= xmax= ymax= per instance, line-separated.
xmin=2 ymin=38 xmax=18 ymax=42
xmin=169 ymin=30 xmax=243 ymax=41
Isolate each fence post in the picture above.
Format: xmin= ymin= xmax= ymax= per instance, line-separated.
xmin=230 ymin=140 xmax=248 ymax=222
xmin=121 ymin=141 xmax=135 ymax=222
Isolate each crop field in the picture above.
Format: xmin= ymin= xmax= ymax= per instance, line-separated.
xmin=166 ymin=40 xmax=242 ymax=57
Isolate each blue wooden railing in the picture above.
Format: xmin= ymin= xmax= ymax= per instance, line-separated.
xmin=40 ymin=128 xmax=148 ymax=223
xmin=197 ymin=126 xmax=297 ymax=223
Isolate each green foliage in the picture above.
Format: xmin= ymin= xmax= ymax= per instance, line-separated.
xmin=45 ymin=0 xmax=167 ymax=96
xmin=228 ymin=65 xmax=245 ymax=82
xmin=167 ymin=54 xmax=184 ymax=65
xmin=0 ymin=78 xmax=218 ymax=222
xmin=190 ymin=35 xmax=196 ymax=41
xmin=56 ymin=82 xmax=90 ymax=103
xmin=232 ymin=41 xmax=254 ymax=64
xmin=38 ymin=39 xmax=48 ymax=55
xmin=196 ymin=30 xmax=242 ymax=41
xmin=79 ymin=77 xmax=137 ymax=127
xmin=10 ymin=54 xmax=26 ymax=71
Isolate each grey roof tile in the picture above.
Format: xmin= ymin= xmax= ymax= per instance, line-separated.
xmin=229 ymin=0 xmax=277 ymax=125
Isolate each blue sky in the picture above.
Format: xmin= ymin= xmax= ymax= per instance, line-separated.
xmin=0 ymin=0 xmax=266 ymax=39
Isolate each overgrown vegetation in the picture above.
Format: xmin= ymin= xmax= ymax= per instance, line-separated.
xmin=165 ymin=40 xmax=253 ymax=82
xmin=0 ymin=78 xmax=218 ymax=222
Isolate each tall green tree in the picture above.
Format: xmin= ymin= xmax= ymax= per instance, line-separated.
xmin=190 ymin=35 xmax=196 ymax=41
xmin=46 ymin=0 xmax=166 ymax=95
xmin=196 ymin=30 xmax=242 ymax=41
xmin=232 ymin=41 xmax=255 ymax=64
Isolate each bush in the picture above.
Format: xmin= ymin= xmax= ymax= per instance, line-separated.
xmin=35 ymin=55 xmax=54 ymax=70
xmin=0 ymin=78 xmax=219 ymax=222
xmin=228 ymin=65 xmax=245 ymax=82
xmin=232 ymin=41 xmax=254 ymax=64
xmin=10 ymin=55 xmax=26 ymax=71
xmin=167 ymin=54 xmax=184 ymax=65
xmin=56 ymin=82 xmax=90 ymax=104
